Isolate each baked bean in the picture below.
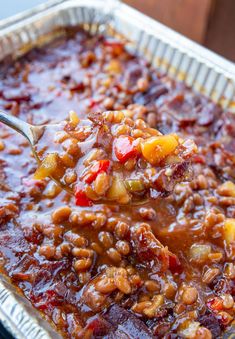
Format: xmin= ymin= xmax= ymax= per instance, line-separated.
xmin=113 ymin=124 xmax=131 ymax=136
xmin=64 ymin=170 xmax=77 ymax=185
xmin=91 ymin=213 xmax=107 ymax=229
xmin=164 ymin=282 xmax=177 ymax=299
xmin=221 ymin=294 xmax=234 ymax=309
xmin=74 ymin=258 xmax=92 ymax=272
xmin=98 ymin=231 xmax=114 ymax=248
xmin=95 ymin=277 xmax=116 ymax=293
xmin=196 ymin=327 xmax=212 ymax=339
xmin=72 ymin=248 xmax=94 ymax=258
xmin=90 ymin=242 xmax=103 ymax=255
xmin=115 ymin=240 xmax=130 ymax=255
xmin=143 ymin=295 xmax=164 ymax=318
xmin=217 ymin=311 xmax=233 ymax=325
xmin=144 ymin=280 xmax=160 ymax=292
xmin=132 ymin=301 xmax=152 ymax=313
xmin=202 ymin=268 xmax=220 ymax=284
xmin=93 ymin=172 xmax=110 ymax=196
xmin=137 ymin=78 xmax=149 ymax=92
xmin=62 ymin=138 xmax=80 ymax=156
xmin=129 ymin=274 xmax=142 ymax=287
xmin=224 ymin=263 xmax=235 ymax=278
xmin=64 ymin=232 xmax=87 ymax=247
xmin=103 ymin=97 xmax=114 ymax=110
xmin=78 ymin=272 xmax=91 ymax=284
xmin=114 ymin=221 xmax=129 ymax=239
xmin=107 ymin=248 xmax=122 ymax=263
xmin=52 ymin=206 xmax=71 ymax=223
xmin=60 ymin=243 xmax=72 ymax=256
xmin=182 ymin=287 xmax=198 ymax=305
xmin=138 ymin=207 xmax=157 ymax=220
xmin=146 ymin=112 xmax=157 ymax=128
xmin=83 ymin=149 xmax=106 ymax=166
xmin=39 ymin=245 xmax=56 ymax=259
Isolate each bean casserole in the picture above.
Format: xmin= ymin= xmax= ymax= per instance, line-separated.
xmin=0 ymin=28 xmax=235 ymax=338
xmin=34 ymin=110 xmax=197 ymax=205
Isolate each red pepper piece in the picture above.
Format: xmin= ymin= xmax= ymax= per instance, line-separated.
xmin=113 ymin=136 xmax=138 ymax=163
xmin=83 ymin=160 xmax=110 ymax=184
xmin=75 ymin=184 xmax=93 ymax=207
xmin=88 ymin=98 xmax=102 ymax=109
xmin=103 ymin=39 xmax=124 ymax=55
xmin=168 ymin=253 xmax=182 ymax=274
xmin=207 ymin=297 xmax=224 ymax=312
xmin=193 ymin=154 xmax=206 ymax=164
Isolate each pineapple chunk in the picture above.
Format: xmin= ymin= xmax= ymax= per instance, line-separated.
xmin=34 ymin=153 xmax=58 ymax=180
xmin=141 ymin=135 xmax=178 ymax=165
xmin=69 ymin=110 xmax=80 ymax=126
xmin=189 ymin=244 xmax=211 ymax=264
xmin=107 ymin=176 xmax=130 ymax=203
xmin=106 ymin=60 xmax=122 ymax=74
xmin=218 ymin=181 xmax=235 ymax=197
xmin=224 ymin=218 xmax=235 ymax=245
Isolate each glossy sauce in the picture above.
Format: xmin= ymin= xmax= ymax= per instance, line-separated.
xmin=0 ymin=28 xmax=234 ymax=338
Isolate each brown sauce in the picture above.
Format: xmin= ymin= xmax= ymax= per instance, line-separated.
xmin=0 ymin=28 xmax=234 ymax=338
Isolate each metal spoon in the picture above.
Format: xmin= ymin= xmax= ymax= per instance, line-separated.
xmin=0 ymin=110 xmax=192 ymax=206
xmin=0 ymin=110 xmax=148 ymax=205
xmin=0 ymin=109 xmax=45 ymax=162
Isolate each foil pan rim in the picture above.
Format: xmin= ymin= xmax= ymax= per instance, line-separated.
xmin=0 ymin=0 xmax=234 ymax=80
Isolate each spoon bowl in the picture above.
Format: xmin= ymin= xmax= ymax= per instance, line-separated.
xmin=0 ymin=109 xmax=197 ymax=206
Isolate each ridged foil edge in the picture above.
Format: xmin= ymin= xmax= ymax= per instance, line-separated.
xmin=0 ymin=280 xmax=53 ymax=339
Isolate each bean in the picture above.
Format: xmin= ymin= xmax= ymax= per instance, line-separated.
xmin=98 ymin=231 xmax=114 ymax=248
xmin=103 ymin=97 xmax=114 ymax=110
xmin=196 ymin=327 xmax=212 ymax=339
xmin=115 ymin=221 xmax=129 ymax=239
xmin=144 ymin=280 xmax=160 ymax=292
xmin=114 ymin=275 xmax=131 ymax=294
xmin=182 ymin=287 xmax=198 ymax=305
xmin=115 ymin=240 xmax=130 ymax=255
xmin=64 ymin=232 xmax=87 ymax=247
xmin=60 ymin=243 xmax=72 ymax=256
xmin=52 ymin=206 xmax=71 ymax=223
xmin=202 ymin=268 xmax=220 ymax=284
xmin=74 ymin=258 xmax=92 ymax=272
xmin=93 ymin=172 xmax=110 ymax=196
xmin=62 ymin=138 xmax=80 ymax=156
xmin=78 ymin=272 xmax=91 ymax=284
xmin=132 ymin=301 xmax=152 ymax=313
xmin=164 ymin=282 xmax=177 ymax=299
xmin=95 ymin=277 xmax=116 ymax=293
xmin=137 ymin=78 xmax=149 ymax=92
xmin=39 ymin=245 xmax=56 ymax=259
xmin=72 ymin=248 xmax=94 ymax=258
xmin=64 ymin=170 xmax=77 ymax=185
xmin=221 ymin=294 xmax=234 ymax=309
xmin=90 ymin=242 xmax=103 ymax=255
xmin=147 ymin=112 xmax=157 ymax=128
xmin=107 ymin=248 xmax=122 ymax=263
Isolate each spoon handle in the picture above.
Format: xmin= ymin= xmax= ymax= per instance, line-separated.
xmin=0 ymin=110 xmax=36 ymax=144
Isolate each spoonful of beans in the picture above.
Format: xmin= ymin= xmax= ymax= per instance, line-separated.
xmin=0 ymin=109 xmax=197 ymax=206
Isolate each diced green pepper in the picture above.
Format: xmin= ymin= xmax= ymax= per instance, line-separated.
xmin=124 ymin=179 xmax=145 ymax=192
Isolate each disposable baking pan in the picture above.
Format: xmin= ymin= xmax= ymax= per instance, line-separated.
xmin=0 ymin=0 xmax=235 ymax=338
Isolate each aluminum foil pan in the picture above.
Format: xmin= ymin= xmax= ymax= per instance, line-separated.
xmin=0 ymin=0 xmax=234 ymax=109
xmin=0 ymin=0 xmax=235 ymax=338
